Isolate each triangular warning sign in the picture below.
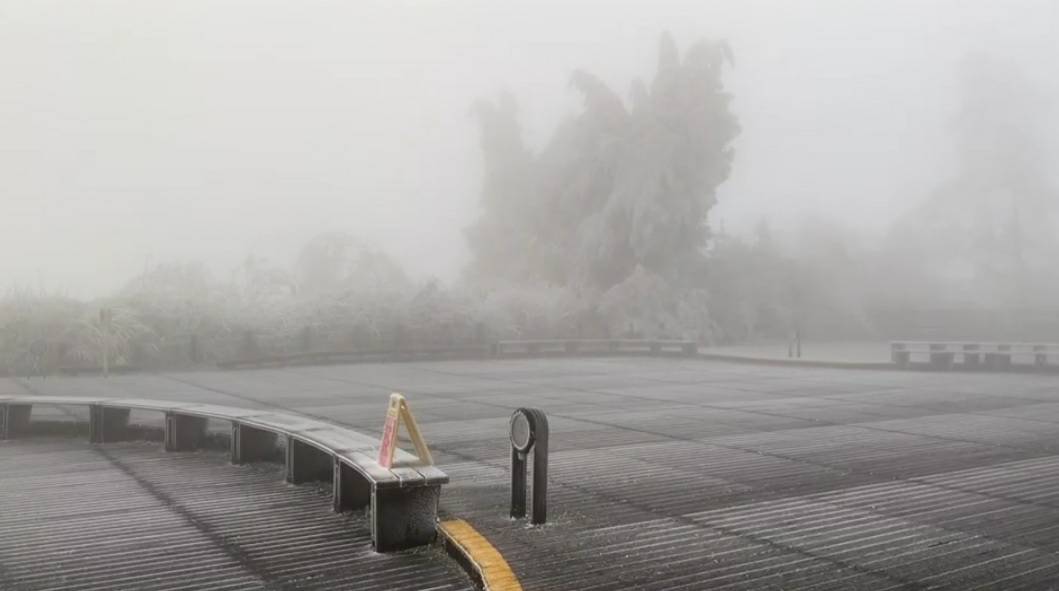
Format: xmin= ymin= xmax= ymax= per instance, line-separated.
xmin=377 ymin=393 xmax=434 ymax=468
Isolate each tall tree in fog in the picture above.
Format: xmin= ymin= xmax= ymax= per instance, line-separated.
xmin=466 ymin=33 xmax=739 ymax=290
xmin=889 ymin=54 xmax=1057 ymax=307
xmin=465 ymin=93 xmax=538 ymax=282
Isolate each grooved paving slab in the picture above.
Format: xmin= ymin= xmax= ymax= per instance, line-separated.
xmin=6 ymin=357 xmax=1059 ymax=589
xmin=0 ymin=440 xmax=472 ymax=591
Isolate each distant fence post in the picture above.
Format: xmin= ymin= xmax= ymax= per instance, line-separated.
xmin=788 ymin=329 xmax=802 ymax=359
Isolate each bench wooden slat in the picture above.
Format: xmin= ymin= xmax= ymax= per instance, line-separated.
xmin=415 ymin=465 xmax=450 ymax=486
xmin=337 ymin=450 xmax=401 ymax=487
xmin=297 ymin=427 xmax=378 ymax=454
xmin=390 ymin=466 xmax=428 ymax=485
xmin=242 ymin=412 xmax=336 ymax=433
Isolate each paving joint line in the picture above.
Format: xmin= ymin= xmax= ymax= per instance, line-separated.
xmin=88 ymin=445 xmax=281 ymax=590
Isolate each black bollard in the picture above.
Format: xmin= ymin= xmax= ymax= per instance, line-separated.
xmin=510 ymin=408 xmax=549 ymax=525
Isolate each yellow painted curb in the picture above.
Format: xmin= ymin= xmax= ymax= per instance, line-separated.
xmin=439 ymin=519 xmax=523 ymax=591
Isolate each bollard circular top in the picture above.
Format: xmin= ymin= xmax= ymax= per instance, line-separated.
xmin=510 ymin=408 xmax=540 ymax=452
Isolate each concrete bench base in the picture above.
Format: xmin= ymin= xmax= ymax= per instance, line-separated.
xmin=332 ymin=460 xmax=442 ymax=551
xmin=372 ymin=485 xmax=442 ymax=552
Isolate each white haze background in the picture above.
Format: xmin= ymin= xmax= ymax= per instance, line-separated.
xmin=2 ymin=0 xmax=1058 ymax=296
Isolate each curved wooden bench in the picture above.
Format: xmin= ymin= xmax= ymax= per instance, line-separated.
xmin=0 ymin=395 xmax=447 ymax=552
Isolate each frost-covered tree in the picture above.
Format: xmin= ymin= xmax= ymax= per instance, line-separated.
xmin=295 ymin=232 xmax=409 ymax=296
xmin=231 ymin=256 xmax=297 ymax=306
xmin=0 ymin=289 xmax=84 ymax=375
xmin=465 ymin=93 xmax=540 ymax=282
xmin=467 ymin=33 xmax=739 ymax=291
xmin=67 ymin=305 xmax=155 ymax=370
xmin=120 ymin=263 xmax=216 ymax=327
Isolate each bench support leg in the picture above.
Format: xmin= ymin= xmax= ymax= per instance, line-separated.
xmin=371 ymin=485 xmax=441 ymax=552
xmin=89 ymin=406 xmax=131 ymax=443
xmin=285 ymin=438 xmax=332 ymax=484
xmin=1 ymin=404 xmax=32 ymax=440
xmin=892 ymin=351 xmax=910 ymax=368
xmin=930 ymin=352 xmax=954 ymax=370
xmin=230 ymin=424 xmax=277 ymax=464
xmin=333 ymin=459 xmax=373 ymax=513
xmin=985 ymin=353 xmax=1012 ymax=371
xmin=165 ymin=413 xmax=207 ymax=452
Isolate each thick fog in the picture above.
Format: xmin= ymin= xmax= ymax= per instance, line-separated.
xmin=2 ymin=0 xmax=1057 ymax=299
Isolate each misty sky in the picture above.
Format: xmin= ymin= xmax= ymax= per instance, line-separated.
xmin=3 ymin=0 xmax=1057 ymax=296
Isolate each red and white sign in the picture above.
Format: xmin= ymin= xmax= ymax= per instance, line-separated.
xmin=377 ymin=393 xmax=433 ymax=468
xmin=377 ymin=394 xmax=402 ymax=468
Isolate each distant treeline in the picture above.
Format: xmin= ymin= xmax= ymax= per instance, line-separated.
xmin=4 ymin=38 xmax=1057 ymax=375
